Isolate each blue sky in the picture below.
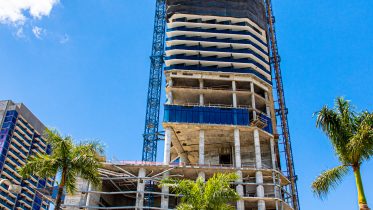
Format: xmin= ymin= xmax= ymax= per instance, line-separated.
xmin=0 ymin=0 xmax=372 ymax=209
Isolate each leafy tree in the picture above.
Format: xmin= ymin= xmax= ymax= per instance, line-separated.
xmin=161 ymin=173 xmax=240 ymax=210
xmin=312 ymin=97 xmax=373 ymax=210
xmin=18 ymin=129 xmax=104 ymax=210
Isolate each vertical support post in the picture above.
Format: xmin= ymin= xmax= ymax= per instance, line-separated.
xmin=234 ymin=128 xmax=244 ymax=209
xmin=236 ymin=170 xmax=245 ymax=210
xmin=167 ymin=78 xmax=173 ymax=105
xmin=161 ymin=172 xmax=169 ymax=209
xmin=199 ymin=79 xmax=204 ymax=106
xmin=136 ymin=168 xmax=146 ymax=210
xmin=85 ymin=182 xmax=92 ymax=207
xmin=234 ymin=128 xmax=241 ymax=168
xmin=198 ymin=171 xmax=206 ymax=181
xmin=270 ymin=138 xmax=276 ymax=170
xmin=233 ymin=81 xmax=237 ymax=108
xmin=270 ymin=138 xmax=279 ymax=206
xmin=167 ymin=91 xmax=173 ymax=105
xmin=251 ymin=82 xmax=257 ymax=119
xmin=164 ymin=127 xmax=171 ymax=164
xmin=199 ymin=130 xmax=205 ymax=165
xmin=254 ymin=129 xmax=266 ymax=210
xmin=265 ymin=92 xmax=270 ymax=116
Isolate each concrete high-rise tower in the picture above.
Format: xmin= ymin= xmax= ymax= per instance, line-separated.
xmin=161 ymin=0 xmax=291 ymax=209
xmin=63 ymin=1 xmax=298 ymax=209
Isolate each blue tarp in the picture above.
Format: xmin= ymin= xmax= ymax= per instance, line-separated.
xmin=164 ymin=105 xmax=249 ymax=126
xmin=164 ymin=105 xmax=273 ymax=134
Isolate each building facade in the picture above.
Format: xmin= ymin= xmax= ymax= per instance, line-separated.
xmin=0 ymin=100 xmax=54 ymax=210
xmin=63 ymin=1 xmax=296 ymax=209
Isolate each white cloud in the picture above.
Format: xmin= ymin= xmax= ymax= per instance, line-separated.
xmin=0 ymin=0 xmax=59 ymax=25
xmin=32 ymin=26 xmax=45 ymax=39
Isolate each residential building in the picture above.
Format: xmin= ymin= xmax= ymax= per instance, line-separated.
xmin=0 ymin=100 xmax=54 ymax=210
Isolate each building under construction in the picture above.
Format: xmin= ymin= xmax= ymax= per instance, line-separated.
xmin=63 ymin=0 xmax=299 ymax=209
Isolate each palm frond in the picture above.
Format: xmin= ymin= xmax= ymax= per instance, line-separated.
xmin=336 ymin=97 xmax=355 ymax=131
xmin=205 ymin=173 xmax=239 ymax=209
xmin=163 ymin=173 xmax=239 ymax=209
xmin=347 ymin=112 xmax=373 ymax=162
xmin=18 ymin=153 xmax=59 ymax=178
xmin=315 ymin=106 xmax=351 ymax=161
xmin=71 ymin=142 xmax=103 ymax=189
xmin=64 ymin=170 xmax=78 ymax=194
xmin=176 ymin=203 xmax=195 ymax=210
xmin=311 ymin=165 xmax=349 ymax=199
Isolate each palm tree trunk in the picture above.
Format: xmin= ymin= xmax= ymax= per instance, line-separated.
xmin=54 ymin=170 xmax=66 ymax=210
xmin=353 ymin=166 xmax=370 ymax=210
xmin=54 ymin=185 xmax=64 ymax=210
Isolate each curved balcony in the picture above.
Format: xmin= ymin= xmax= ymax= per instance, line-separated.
xmin=165 ymin=54 xmax=269 ymax=73
xmin=166 ymin=35 xmax=268 ymax=57
xmin=164 ymin=64 xmax=271 ymax=84
xmin=166 ymin=44 xmax=269 ymax=64
xmin=170 ymin=17 xmax=264 ymax=36
xmin=167 ymin=26 xmax=267 ymax=47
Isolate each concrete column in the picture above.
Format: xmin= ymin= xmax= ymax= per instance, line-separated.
xmin=251 ymin=83 xmax=257 ymax=119
xmin=233 ymin=93 xmax=237 ymax=108
xmin=234 ymin=128 xmax=241 ymax=168
xmin=200 ymin=94 xmax=204 ymax=106
xmin=254 ymin=129 xmax=262 ymax=169
xmin=236 ymin=170 xmax=245 ymax=210
xmin=161 ymin=172 xmax=169 ymax=209
xmin=164 ymin=127 xmax=172 ymax=164
xmin=264 ymin=92 xmax=270 ymax=116
xmin=167 ymin=79 xmax=174 ymax=105
xmin=85 ymin=182 xmax=92 ymax=207
xmin=232 ymin=80 xmax=237 ymax=91
xmin=270 ymin=138 xmax=276 ymax=170
xmin=136 ymin=168 xmax=146 ymax=210
xmin=167 ymin=91 xmax=173 ymax=105
xmin=258 ymin=200 xmax=266 ymax=210
xmin=198 ymin=171 xmax=205 ymax=181
xmin=232 ymin=81 xmax=237 ymax=108
xmin=199 ymin=130 xmax=205 ymax=165
xmin=254 ymin=129 xmax=266 ymax=210
xmin=199 ymin=79 xmax=204 ymax=106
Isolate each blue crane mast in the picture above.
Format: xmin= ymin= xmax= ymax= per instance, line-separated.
xmin=264 ymin=0 xmax=300 ymax=209
xmin=142 ymin=0 xmax=166 ymax=162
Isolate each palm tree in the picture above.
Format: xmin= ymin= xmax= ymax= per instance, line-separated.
xmin=312 ymin=97 xmax=373 ymax=210
xmin=18 ymin=129 xmax=104 ymax=210
xmin=160 ymin=173 xmax=240 ymax=210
